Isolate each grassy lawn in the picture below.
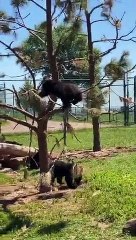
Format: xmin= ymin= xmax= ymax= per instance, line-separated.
xmin=51 ymin=111 xmax=134 ymax=125
xmin=4 ymin=126 xmax=136 ymax=150
xmin=1 ymin=152 xmax=136 ymax=239
xmin=1 ymin=127 xmax=136 ymax=239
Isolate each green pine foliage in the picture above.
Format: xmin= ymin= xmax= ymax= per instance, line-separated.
xmin=105 ymin=51 xmax=130 ymax=80
xmin=11 ymin=0 xmax=28 ymax=7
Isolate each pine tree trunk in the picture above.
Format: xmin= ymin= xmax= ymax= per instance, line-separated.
xmin=86 ymin=11 xmax=101 ymax=152
xmin=46 ymin=0 xmax=59 ymax=82
xmin=37 ymin=118 xmax=51 ymax=193
xmin=37 ymin=118 xmax=48 ymax=173
xmin=92 ymin=116 xmax=101 ymax=152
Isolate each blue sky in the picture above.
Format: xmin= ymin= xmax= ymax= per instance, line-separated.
xmin=0 ymin=0 xmax=136 ymax=107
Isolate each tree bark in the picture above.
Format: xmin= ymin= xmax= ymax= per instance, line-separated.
xmin=86 ymin=10 xmax=101 ymax=152
xmin=37 ymin=118 xmax=53 ymax=193
xmin=0 ymin=143 xmax=36 ymax=157
xmin=37 ymin=118 xmax=49 ymax=173
xmin=92 ymin=117 xmax=101 ymax=151
xmin=46 ymin=0 xmax=59 ymax=82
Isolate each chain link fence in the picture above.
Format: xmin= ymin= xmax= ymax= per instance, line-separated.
xmin=0 ymin=76 xmax=136 ymax=126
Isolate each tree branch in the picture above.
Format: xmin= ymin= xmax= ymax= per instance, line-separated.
xmin=0 ymin=40 xmax=36 ymax=89
xmin=12 ymin=85 xmax=23 ymax=110
xmin=120 ymin=24 xmax=136 ymax=39
xmin=89 ymin=3 xmax=103 ymax=15
xmin=0 ymin=53 xmax=14 ymax=57
xmin=0 ymin=18 xmax=45 ymax=43
xmin=0 ymin=102 xmax=37 ymax=120
xmin=99 ymin=25 xmax=119 ymax=58
xmin=15 ymin=6 xmax=45 ymax=43
xmin=52 ymin=2 xmax=68 ymax=21
xmin=93 ymin=23 xmax=136 ymax=44
xmin=52 ymin=4 xmax=57 ymax=18
xmin=100 ymin=64 xmax=136 ymax=89
xmin=125 ymin=64 xmax=136 ymax=74
xmin=29 ymin=0 xmax=46 ymax=12
xmin=91 ymin=19 xmax=108 ymax=25
xmin=100 ymin=79 xmax=117 ymax=89
xmin=0 ymin=114 xmax=37 ymax=132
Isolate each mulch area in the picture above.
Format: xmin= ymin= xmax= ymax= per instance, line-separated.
xmin=59 ymin=146 xmax=136 ymax=160
xmin=0 ymin=182 xmax=83 ymax=210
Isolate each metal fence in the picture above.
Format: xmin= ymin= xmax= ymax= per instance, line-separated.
xmin=0 ymin=75 xmax=136 ymax=126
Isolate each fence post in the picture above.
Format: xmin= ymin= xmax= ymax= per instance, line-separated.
xmin=126 ymin=72 xmax=129 ymax=125
xmin=4 ymin=82 xmax=6 ymax=104
xmin=86 ymin=93 xmax=89 ymax=121
xmin=123 ymin=73 xmax=129 ymax=126
xmin=108 ymin=85 xmax=111 ymax=122
xmin=134 ymin=76 xmax=136 ymax=124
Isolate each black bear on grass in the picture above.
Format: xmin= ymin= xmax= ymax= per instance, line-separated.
xmin=50 ymin=160 xmax=83 ymax=189
xmin=26 ymin=153 xmax=83 ymax=189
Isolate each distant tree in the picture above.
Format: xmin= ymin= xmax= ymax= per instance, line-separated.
xmin=16 ymin=23 xmax=88 ymax=77
xmin=18 ymin=79 xmax=33 ymax=110
xmin=104 ymin=51 xmax=130 ymax=81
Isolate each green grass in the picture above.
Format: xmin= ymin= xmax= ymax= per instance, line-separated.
xmin=1 ymin=152 xmax=136 ymax=239
xmin=1 ymin=127 xmax=136 ymax=239
xmin=0 ymin=173 xmax=16 ymax=185
xmin=4 ymin=126 xmax=136 ymax=151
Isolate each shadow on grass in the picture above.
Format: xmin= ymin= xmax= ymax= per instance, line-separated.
xmin=37 ymin=221 xmax=67 ymax=235
xmin=0 ymin=208 xmax=32 ymax=235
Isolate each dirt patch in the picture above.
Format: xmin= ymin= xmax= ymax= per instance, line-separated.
xmin=59 ymin=146 xmax=136 ymax=160
xmin=0 ymin=181 xmax=83 ymax=209
xmin=1 ymin=120 xmax=112 ymax=134
xmin=1 ymin=146 xmax=136 ymax=208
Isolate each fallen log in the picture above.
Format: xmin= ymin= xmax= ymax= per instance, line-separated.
xmin=0 ymin=143 xmax=37 ymax=157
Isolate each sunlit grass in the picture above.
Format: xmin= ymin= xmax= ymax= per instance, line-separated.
xmin=1 ymin=127 xmax=136 ymax=239
xmin=1 ymin=152 xmax=136 ymax=239
xmin=4 ymin=126 xmax=136 ymax=151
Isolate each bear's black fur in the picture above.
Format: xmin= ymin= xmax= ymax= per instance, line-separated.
xmin=26 ymin=152 xmax=39 ymax=169
xmin=50 ymin=160 xmax=82 ymax=189
xmin=39 ymin=80 xmax=82 ymax=108
xmin=26 ymin=153 xmax=83 ymax=189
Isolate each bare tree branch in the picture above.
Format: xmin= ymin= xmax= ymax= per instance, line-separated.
xmin=12 ymin=85 xmax=23 ymax=110
xmin=0 ymin=102 xmax=37 ymax=120
xmin=16 ymin=6 xmax=25 ymax=25
xmin=52 ymin=4 xmax=57 ymax=18
xmin=125 ymin=64 xmax=136 ymax=74
xmin=16 ymin=6 xmax=44 ymax=42
xmin=0 ymin=53 xmax=14 ymax=57
xmin=0 ymin=114 xmax=37 ymax=132
xmin=52 ymin=2 xmax=68 ymax=21
xmin=29 ymin=0 xmax=46 ymax=12
xmin=93 ymin=24 xmax=136 ymax=45
xmin=99 ymin=25 xmax=119 ymax=58
xmin=100 ymin=64 xmax=136 ymax=89
xmin=0 ymin=40 xmax=36 ymax=89
xmin=120 ymin=24 xmax=136 ymax=39
xmin=0 ymin=19 xmax=45 ymax=42
xmin=91 ymin=19 xmax=108 ymax=25
xmin=100 ymin=79 xmax=117 ymax=89
xmin=50 ymin=136 xmax=64 ymax=156
xmin=27 ymin=29 xmax=45 ymax=43
xmin=89 ymin=3 xmax=103 ymax=15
